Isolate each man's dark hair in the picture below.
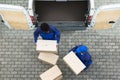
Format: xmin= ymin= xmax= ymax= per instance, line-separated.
xmin=40 ymin=23 xmax=50 ymax=32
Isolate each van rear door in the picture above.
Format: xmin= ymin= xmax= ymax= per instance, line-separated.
xmin=0 ymin=4 xmax=35 ymax=30
xmin=90 ymin=4 xmax=120 ymax=30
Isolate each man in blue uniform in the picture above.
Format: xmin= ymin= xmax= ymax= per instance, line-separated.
xmin=69 ymin=45 xmax=92 ymax=71
xmin=34 ymin=23 xmax=61 ymax=45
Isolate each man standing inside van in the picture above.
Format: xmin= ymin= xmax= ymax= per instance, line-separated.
xmin=34 ymin=23 xmax=61 ymax=46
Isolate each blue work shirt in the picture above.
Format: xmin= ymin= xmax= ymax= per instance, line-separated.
xmin=34 ymin=25 xmax=60 ymax=43
xmin=70 ymin=45 xmax=92 ymax=70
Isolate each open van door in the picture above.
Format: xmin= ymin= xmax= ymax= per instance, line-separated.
xmin=0 ymin=4 xmax=35 ymax=30
xmin=90 ymin=4 xmax=120 ymax=30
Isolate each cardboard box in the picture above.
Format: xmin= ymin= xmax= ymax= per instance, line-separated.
xmin=38 ymin=52 xmax=59 ymax=65
xmin=55 ymin=75 xmax=63 ymax=80
xmin=40 ymin=65 xmax=62 ymax=80
xmin=36 ymin=40 xmax=58 ymax=53
xmin=63 ymin=51 xmax=86 ymax=75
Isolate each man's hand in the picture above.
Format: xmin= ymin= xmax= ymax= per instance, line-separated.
xmin=56 ymin=44 xmax=58 ymax=48
xmin=56 ymin=43 xmax=61 ymax=48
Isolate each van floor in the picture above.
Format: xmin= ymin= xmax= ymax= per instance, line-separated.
xmin=38 ymin=21 xmax=86 ymax=31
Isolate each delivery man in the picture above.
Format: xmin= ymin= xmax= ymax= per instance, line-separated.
xmin=34 ymin=23 xmax=61 ymax=45
xmin=69 ymin=45 xmax=92 ymax=71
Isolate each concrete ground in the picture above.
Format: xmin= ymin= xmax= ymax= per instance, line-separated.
xmin=0 ymin=20 xmax=120 ymax=80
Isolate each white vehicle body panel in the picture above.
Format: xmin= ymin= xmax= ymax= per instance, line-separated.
xmin=89 ymin=0 xmax=95 ymax=16
xmin=28 ymin=0 xmax=34 ymax=16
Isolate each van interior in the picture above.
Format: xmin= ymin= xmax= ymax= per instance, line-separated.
xmin=34 ymin=1 xmax=88 ymax=28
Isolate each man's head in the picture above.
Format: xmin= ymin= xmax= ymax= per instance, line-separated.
xmin=76 ymin=45 xmax=88 ymax=53
xmin=40 ymin=23 xmax=50 ymax=32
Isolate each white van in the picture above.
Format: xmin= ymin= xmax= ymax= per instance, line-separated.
xmin=0 ymin=0 xmax=95 ymax=30
xmin=28 ymin=0 xmax=95 ymax=27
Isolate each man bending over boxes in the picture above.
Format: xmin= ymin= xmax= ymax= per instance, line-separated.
xmin=69 ymin=45 xmax=92 ymax=71
xmin=34 ymin=23 xmax=61 ymax=46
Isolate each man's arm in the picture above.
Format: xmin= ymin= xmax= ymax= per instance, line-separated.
xmin=51 ymin=26 xmax=61 ymax=44
xmin=34 ymin=28 xmax=40 ymax=43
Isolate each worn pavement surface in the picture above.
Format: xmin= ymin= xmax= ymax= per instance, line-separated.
xmin=0 ymin=20 xmax=120 ymax=80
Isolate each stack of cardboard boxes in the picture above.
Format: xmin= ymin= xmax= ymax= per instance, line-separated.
xmin=36 ymin=40 xmax=62 ymax=80
xmin=36 ymin=40 xmax=86 ymax=80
